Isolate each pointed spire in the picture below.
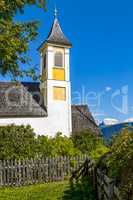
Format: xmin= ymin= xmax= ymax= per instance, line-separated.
xmin=38 ymin=8 xmax=72 ymax=51
xmin=46 ymin=11 xmax=72 ymax=47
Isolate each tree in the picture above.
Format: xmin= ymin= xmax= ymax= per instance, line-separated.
xmin=0 ymin=0 xmax=46 ymax=80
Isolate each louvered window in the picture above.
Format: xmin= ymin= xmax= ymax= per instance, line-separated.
xmin=54 ymin=52 xmax=63 ymax=67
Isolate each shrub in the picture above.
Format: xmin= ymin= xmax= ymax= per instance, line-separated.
xmin=0 ymin=126 xmax=108 ymax=161
xmin=37 ymin=135 xmax=54 ymax=157
xmin=107 ymin=128 xmax=133 ymax=199
xmin=37 ymin=132 xmax=81 ymax=157
xmin=71 ymin=129 xmax=109 ymax=160
xmin=0 ymin=125 xmax=37 ymax=160
xmin=90 ymin=145 xmax=109 ymax=161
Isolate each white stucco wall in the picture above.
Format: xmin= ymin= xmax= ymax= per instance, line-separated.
xmin=0 ymin=45 xmax=72 ymax=137
xmin=0 ymin=80 xmax=72 ymax=137
xmin=0 ymin=114 xmax=71 ymax=137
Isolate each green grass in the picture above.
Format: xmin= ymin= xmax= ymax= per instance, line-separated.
xmin=0 ymin=181 xmax=69 ymax=200
xmin=0 ymin=178 xmax=96 ymax=200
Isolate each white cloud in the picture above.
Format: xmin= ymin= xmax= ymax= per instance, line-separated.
xmin=103 ymin=118 xmax=119 ymax=126
xmin=124 ymin=118 xmax=133 ymax=123
xmin=106 ymin=87 xmax=112 ymax=92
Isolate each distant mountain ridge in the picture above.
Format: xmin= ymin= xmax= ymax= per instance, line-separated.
xmin=99 ymin=121 xmax=133 ymax=139
xmin=101 ymin=118 xmax=119 ymax=126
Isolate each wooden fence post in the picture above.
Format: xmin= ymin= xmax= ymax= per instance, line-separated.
xmin=45 ymin=158 xmax=48 ymax=182
xmin=0 ymin=160 xmax=3 ymax=186
xmin=92 ymin=165 xmax=96 ymax=190
xmin=98 ymin=171 xmax=104 ymax=200
xmin=109 ymin=180 xmax=115 ymax=200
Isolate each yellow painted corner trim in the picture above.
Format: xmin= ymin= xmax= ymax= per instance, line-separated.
xmin=42 ymin=70 xmax=47 ymax=81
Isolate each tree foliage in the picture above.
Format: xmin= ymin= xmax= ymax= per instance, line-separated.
xmin=37 ymin=133 xmax=81 ymax=158
xmin=0 ymin=0 xmax=46 ymax=79
xmin=0 ymin=126 xmax=81 ymax=159
xmin=0 ymin=126 xmax=108 ymax=160
xmin=72 ymin=130 xmax=109 ymax=160
xmin=106 ymin=128 xmax=133 ymax=199
xmin=0 ymin=125 xmax=37 ymax=159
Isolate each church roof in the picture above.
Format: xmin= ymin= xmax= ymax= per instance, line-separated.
xmin=0 ymin=82 xmax=47 ymax=117
xmin=0 ymin=82 xmax=99 ymax=135
xmin=38 ymin=17 xmax=72 ymax=50
xmin=71 ymin=105 xmax=100 ymax=135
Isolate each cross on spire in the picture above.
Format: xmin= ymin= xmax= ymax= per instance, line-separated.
xmin=54 ymin=6 xmax=58 ymax=18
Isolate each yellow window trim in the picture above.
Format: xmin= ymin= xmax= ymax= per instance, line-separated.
xmin=53 ymin=87 xmax=66 ymax=101
xmin=53 ymin=68 xmax=65 ymax=81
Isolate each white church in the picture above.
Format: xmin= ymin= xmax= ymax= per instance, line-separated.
xmin=0 ymin=12 xmax=99 ymax=137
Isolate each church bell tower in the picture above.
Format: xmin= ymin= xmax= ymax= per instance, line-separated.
xmin=38 ymin=9 xmax=72 ymax=136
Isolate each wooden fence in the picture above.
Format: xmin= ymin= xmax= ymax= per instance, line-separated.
xmin=0 ymin=156 xmax=87 ymax=187
xmin=70 ymin=158 xmax=95 ymax=183
xmin=0 ymin=157 xmax=122 ymax=200
xmin=96 ymin=169 xmax=122 ymax=200
xmin=71 ymin=159 xmax=122 ymax=200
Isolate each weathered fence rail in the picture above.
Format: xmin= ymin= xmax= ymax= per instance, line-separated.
xmin=97 ymin=169 xmax=122 ymax=200
xmin=0 ymin=156 xmax=87 ymax=187
xmin=71 ymin=159 xmax=122 ymax=200
xmin=70 ymin=158 xmax=95 ymax=183
xmin=0 ymin=157 xmax=122 ymax=200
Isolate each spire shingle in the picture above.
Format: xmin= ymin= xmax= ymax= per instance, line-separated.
xmin=38 ymin=17 xmax=72 ymax=50
xmin=46 ymin=18 xmax=72 ymax=47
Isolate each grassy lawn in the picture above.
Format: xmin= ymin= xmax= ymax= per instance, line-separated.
xmin=0 ymin=178 xmax=96 ymax=200
xmin=0 ymin=181 xmax=69 ymax=200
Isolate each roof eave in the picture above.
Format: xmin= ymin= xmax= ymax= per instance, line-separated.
xmin=46 ymin=41 xmax=72 ymax=48
xmin=0 ymin=113 xmax=48 ymax=118
xmin=37 ymin=40 xmax=47 ymax=52
xmin=38 ymin=40 xmax=72 ymax=52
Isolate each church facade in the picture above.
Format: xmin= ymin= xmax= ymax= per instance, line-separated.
xmin=0 ymin=14 xmax=99 ymax=136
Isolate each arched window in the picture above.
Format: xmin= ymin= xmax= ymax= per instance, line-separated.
xmin=54 ymin=52 xmax=63 ymax=67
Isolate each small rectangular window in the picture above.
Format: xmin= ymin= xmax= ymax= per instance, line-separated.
xmin=55 ymin=52 xmax=63 ymax=67
xmin=53 ymin=87 xmax=66 ymax=101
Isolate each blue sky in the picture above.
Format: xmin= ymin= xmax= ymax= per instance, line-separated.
xmin=2 ymin=0 xmax=133 ymax=123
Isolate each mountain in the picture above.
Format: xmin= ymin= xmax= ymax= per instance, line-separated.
xmin=99 ymin=120 xmax=133 ymax=140
xmin=100 ymin=118 xmax=119 ymax=127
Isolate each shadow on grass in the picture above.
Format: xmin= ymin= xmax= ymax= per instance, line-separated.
xmin=60 ymin=177 xmax=97 ymax=200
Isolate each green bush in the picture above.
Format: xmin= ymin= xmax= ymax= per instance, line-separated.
xmin=0 ymin=126 xmax=108 ymax=161
xmin=107 ymin=128 xmax=133 ymax=199
xmin=72 ymin=129 xmax=109 ymax=160
xmin=37 ymin=135 xmax=54 ymax=157
xmin=0 ymin=126 xmax=81 ymax=159
xmin=0 ymin=125 xmax=36 ymax=160
xmin=37 ymin=132 xmax=81 ymax=157
xmin=51 ymin=132 xmax=81 ymax=157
